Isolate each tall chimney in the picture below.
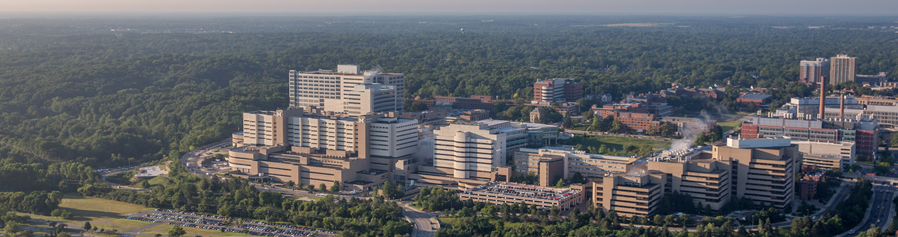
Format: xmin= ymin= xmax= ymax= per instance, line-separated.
xmin=819 ymin=82 xmax=825 ymax=120
xmin=840 ymin=94 xmax=845 ymax=119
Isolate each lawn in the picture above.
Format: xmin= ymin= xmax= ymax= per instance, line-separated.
xmin=58 ymin=194 xmax=153 ymax=222
xmin=572 ymin=135 xmax=671 ymax=152
xmin=89 ymin=219 xmax=156 ymax=232
xmin=140 ymin=224 xmax=254 ymax=237
xmin=717 ymin=121 xmax=742 ymax=132
xmin=128 ymin=174 xmax=171 ymax=188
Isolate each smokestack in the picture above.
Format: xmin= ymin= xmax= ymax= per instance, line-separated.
xmin=840 ymin=94 xmax=845 ymax=119
xmin=819 ymin=82 xmax=825 ymax=120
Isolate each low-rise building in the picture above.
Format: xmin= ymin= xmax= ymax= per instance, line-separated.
xmin=791 ymin=140 xmax=855 ymax=169
xmin=460 ymin=109 xmax=490 ymax=122
xmin=737 ymin=93 xmax=773 ymax=106
xmin=459 ymin=182 xmax=585 ymax=210
xmin=514 ymin=147 xmax=636 ymax=186
xmin=592 ymin=171 xmax=666 ymax=217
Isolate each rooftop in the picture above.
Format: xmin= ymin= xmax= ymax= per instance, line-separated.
xmin=739 ymin=93 xmax=772 ymax=100
xmin=464 ymin=181 xmax=580 ymax=201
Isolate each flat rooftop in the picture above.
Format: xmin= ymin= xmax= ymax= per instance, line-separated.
xmin=739 ymin=93 xmax=772 ymax=100
xmin=464 ymin=182 xmax=580 ymax=201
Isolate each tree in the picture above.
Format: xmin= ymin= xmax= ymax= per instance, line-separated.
xmin=4 ymin=222 xmax=19 ymax=234
xmin=307 ymin=184 xmax=315 ymax=191
xmin=169 ymin=225 xmax=187 ymax=237
xmin=285 ymin=180 xmax=295 ymax=188
xmin=562 ymin=116 xmax=573 ymax=129
xmin=555 ymin=178 xmax=564 ymax=188
xmin=659 ymin=123 xmax=675 ymax=137
xmin=83 ymin=222 xmax=91 ymax=231
xmin=571 ymin=172 xmax=585 ymax=184
xmin=319 ymin=183 xmax=327 ymax=193
xmin=583 ymin=111 xmax=594 ymax=122
xmin=610 ymin=119 xmax=625 ymax=132
xmin=383 ymin=181 xmax=396 ymax=199
xmin=330 ymin=181 xmax=340 ymax=193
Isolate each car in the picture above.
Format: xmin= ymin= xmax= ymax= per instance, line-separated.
xmin=848 ymin=230 xmax=856 ymax=234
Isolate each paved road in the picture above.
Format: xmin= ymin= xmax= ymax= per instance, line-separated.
xmin=181 ymin=138 xmax=232 ymax=180
xmin=100 ymin=170 xmax=151 ymax=192
xmin=845 ymin=185 xmax=895 ymax=236
xmin=400 ymin=202 xmax=438 ymax=237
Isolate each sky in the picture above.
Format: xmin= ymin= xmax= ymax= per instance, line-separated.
xmin=2 ymin=0 xmax=898 ymax=15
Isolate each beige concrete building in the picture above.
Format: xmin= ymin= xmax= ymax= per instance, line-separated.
xmin=791 ymin=140 xmax=854 ymax=169
xmin=513 ymin=147 xmax=637 ymax=186
xmin=713 ymin=137 xmax=799 ymax=209
xmin=584 ymin=137 xmax=799 ymax=216
xmin=433 ymin=123 xmax=510 ymax=180
xmin=458 ymin=182 xmax=585 ymax=210
xmin=829 ymin=54 xmax=856 ymax=85
xmin=801 ymin=154 xmax=842 ymax=170
xmin=289 ymin=64 xmax=403 ymax=116
xmin=592 ymin=172 xmax=666 ymax=217
xmin=230 ymin=108 xmax=418 ymax=190
xmin=648 ymin=148 xmax=732 ymax=210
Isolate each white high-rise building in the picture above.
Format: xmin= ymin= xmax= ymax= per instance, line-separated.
xmin=434 ymin=123 xmax=512 ymax=179
xmin=288 ymin=64 xmax=404 ymax=116
xmin=368 ymin=117 xmax=419 ymax=158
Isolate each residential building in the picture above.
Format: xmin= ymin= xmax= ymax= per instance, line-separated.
xmin=596 ymin=111 xmax=663 ymax=133
xmin=530 ymin=108 xmax=542 ymax=123
xmin=799 ymin=58 xmax=830 ymax=85
xmin=288 ymin=64 xmax=403 ymax=116
xmin=829 ymin=55 xmax=856 ymax=85
xmin=533 ymin=78 xmax=583 ymax=103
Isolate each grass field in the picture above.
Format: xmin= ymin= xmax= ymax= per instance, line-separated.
xmin=573 ymin=135 xmax=671 ymax=152
xmin=139 ymin=224 xmax=253 ymax=237
xmin=717 ymin=121 xmax=742 ymax=132
xmin=89 ymin=219 xmax=156 ymax=232
xmin=128 ymin=174 xmax=171 ymax=188
xmin=58 ymin=194 xmax=153 ymax=222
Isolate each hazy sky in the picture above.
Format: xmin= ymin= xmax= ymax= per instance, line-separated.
xmin=3 ymin=0 xmax=898 ymax=15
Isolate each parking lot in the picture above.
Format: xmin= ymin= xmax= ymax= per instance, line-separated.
xmin=128 ymin=209 xmax=335 ymax=236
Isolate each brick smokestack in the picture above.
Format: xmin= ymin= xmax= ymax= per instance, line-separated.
xmin=819 ymin=82 xmax=825 ymax=120
xmin=840 ymin=94 xmax=845 ymax=119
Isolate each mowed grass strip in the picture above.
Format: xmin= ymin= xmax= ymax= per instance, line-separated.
xmin=145 ymin=224 xmax=253 ymax=236
xmin=58 ymin=194 xmax=153 ymax=222
xmin=92 ymin=218 xmax=156 ymax=232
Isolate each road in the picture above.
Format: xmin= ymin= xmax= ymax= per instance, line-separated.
xmin=181 ymin=138 xmax=232 ymax=180
xmin=400 ymin=202 xmax=438 ymax=237
xmin=845 ymin=185 xmax=895 ymax=236
xmin=100 ymin=170 xmax=152 ymax=192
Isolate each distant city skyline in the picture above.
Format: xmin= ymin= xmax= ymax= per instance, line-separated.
xmin=2 ymin=0 xmax=898 ymax=15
